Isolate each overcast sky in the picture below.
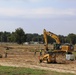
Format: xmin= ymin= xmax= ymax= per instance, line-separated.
xmin=0 ymin=0 xmax=76 ymax=36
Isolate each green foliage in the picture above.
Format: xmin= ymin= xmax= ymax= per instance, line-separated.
xmin=9 ymin=32 xmax=16 ymax=42
xmin=0 ymin=28 xmax=76 ymax=44
xmin=0 ymin=66 xmax=46 ymax=75
xmin=67 ymin=33 xmax=76 ymax=45
xmin=73 ymin=51 xmax=76 ymax=59
xmin=0 ymin=31 xmax=11 ymax=42
xmin=47 ymin=35 xmax=55 ymax=44
xmin=26 ymin=34 xmax=33 ymax=42
xmin=0 ymin=66 xmax=75 ymax=75
xmin=26 ymin=33 xmax=43 ymax=43
xmin=58 ymin=35 xmax=66 ymax=43
xmin=15 ymin=27 xmax=26 ymax=44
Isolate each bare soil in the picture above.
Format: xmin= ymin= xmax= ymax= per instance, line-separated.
xmin=0 ymin=44 xmax=76 ymax=74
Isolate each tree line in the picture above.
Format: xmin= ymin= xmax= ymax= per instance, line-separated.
xmin=0 ymin=27 xmax=76 ymax=45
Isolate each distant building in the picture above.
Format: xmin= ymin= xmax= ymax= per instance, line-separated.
xmin=34 ymin=42 xmax=39 ymax=44
xmin=24 ymin=42 xmax=29 ymax=45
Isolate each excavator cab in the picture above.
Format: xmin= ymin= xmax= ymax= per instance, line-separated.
xmin=53 ymin=43 xmax=61 ymax=50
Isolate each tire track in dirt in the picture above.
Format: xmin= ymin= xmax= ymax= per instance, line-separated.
xmin=0 ymin=61 xmax=76 ymax=74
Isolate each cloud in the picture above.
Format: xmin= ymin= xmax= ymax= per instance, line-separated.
xmin=0 ymin=7 xmax=76 ymax=18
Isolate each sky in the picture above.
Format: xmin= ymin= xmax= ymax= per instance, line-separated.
xmin=0 ymin=0 xmax=76 ymax=36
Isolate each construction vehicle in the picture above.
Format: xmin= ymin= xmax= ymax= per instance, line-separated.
xmin=39 ymin=29 xmax=74 ymax=63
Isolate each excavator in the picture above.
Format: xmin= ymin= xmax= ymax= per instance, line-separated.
xmin=39 ymin=29 xmax=74 ymax=63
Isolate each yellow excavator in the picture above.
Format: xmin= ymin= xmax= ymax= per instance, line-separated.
xmin=43 ymin=29 xmax=74 ymax=53
xmin=39 ymin=29 xmax=74 ymax=63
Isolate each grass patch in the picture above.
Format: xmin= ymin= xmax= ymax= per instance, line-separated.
xmin=73 ymin=51 xmax=76 ymax=59
xmin=0 ymin=66 xmax=75 ymax=75
xmin=0 ymin=66 xmax=46 ymax=75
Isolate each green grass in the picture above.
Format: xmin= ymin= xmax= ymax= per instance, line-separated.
xmin=0 ymin=66 xmax=75 ymax=75
xmin=0 ymin=66 xmax=46 ymax=75
xmin=73 ymin=52 xmax=76 ymax=56
xmin=73 ymin=51 xmax=76 ymax=59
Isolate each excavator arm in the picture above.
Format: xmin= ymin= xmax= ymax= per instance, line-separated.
xmin=43 ymin=29 xmax=61 ymax=51
xmin=43 ymin=29 xmax=48 ymax=51
xmin=43 ymin=29 xmax=60 ymax=44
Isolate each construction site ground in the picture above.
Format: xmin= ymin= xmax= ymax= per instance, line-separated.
xmin=0 ymin=43 xmax=76 ymax=74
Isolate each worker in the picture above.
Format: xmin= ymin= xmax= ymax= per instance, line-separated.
xmin=5 ymin=50 xmax=7 ymax=58
xmin=34 ymin=48 xmax=37 ymax=55
xmin=5 ymin=47 xmax=9 ymax=58
xmin=40 ymin=49 xmax=42 ymax=56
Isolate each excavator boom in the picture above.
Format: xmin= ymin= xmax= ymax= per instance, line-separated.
xmin=44 ymin=29 xmax=60 ymax=44
xmin=43 ymin=29 xmax=61 ymax=51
